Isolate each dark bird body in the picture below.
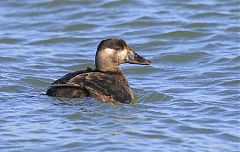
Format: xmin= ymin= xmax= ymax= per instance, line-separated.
xmin=46 ymin=38 xmax=151 ymax=103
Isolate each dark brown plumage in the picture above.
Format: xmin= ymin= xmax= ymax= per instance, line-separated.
xmin=46 ymin=38 xmax=151 ymax=103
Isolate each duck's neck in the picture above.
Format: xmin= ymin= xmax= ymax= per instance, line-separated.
xmin=96 ymin=65 xmax=123 ymax=75
xmin=95 ymin=59 xmax=123 ymax=74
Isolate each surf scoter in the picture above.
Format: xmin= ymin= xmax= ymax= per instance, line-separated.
xmin=46 ymin=38 xmax=151 ymax=103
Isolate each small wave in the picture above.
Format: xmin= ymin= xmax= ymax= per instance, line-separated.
xmin=31 ymin=0 xmax=85 ymax=8
xmin=0 ymin=37 xmax=24 ymax=44
xmin=63 ymin=23 xmax=97 ymax=32
xmin=62 ymin=63 xmax=93 ymax=71
xmin=211 ymin=57 xmax=232 ymax=64
xmin=0 ymin=85 xmax=25 ymax=93
xmin=190 ymin=12 xmax=231 ymax=19
xmin=154 ymin=51 xmax=212 ymax=64
xmin=149 ymin=30 xmax=206 ymax=39
xmin=214 ymin=133 xmax=240 ymax=143
xmin=176 ymin=125 xmax=219 ymax=134
xmin=184 ymin=22 xmax=220 ymax=29
xmin=29 ymin=37 xmax=90 ymax=45
xmin=101 ymin=1 xmax=136 ymax=8
xmin=114 ymin=20 xmax=159 ymax=27
xmin=225 ymin=26 xmax=240 ymax=33
xmin=233 ymin=56 xmax=240 ymax=62
xmin=210 ymin=56 xmax=239 ymax=65
xmin=220 ymin=80 xmax=240 ymax=87
xmin=21 ymin=76 xmax=50 ymax=87
xmin=0 ymin=57 xmax=20 ymax=63
xmin=124 ymin=66 xmax=161 ymax=75
xmin=223 ymin=66 xmax=240 ymax=71
xmin=133 ymin=88 xmax=172 ymax=103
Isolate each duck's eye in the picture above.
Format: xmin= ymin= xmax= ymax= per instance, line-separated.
xmin=114 ymin=46 xmax=122 ymax=51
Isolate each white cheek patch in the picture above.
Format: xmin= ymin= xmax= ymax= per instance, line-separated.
xmin=103 ymin=48 xmax=128 ymax=62
xmin=104 ymin=48 xmax=115 ymax=55
xmin=118 ymin=49 xmax=128 ymax=59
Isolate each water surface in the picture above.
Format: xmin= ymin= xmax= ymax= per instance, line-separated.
xmin=0 ymin=0 xmax=239 ymax=151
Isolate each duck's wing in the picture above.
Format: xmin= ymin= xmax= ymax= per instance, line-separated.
xmin=47 ymin=70 xmax=132 ymax=103
xmin=46 ymin=68 xmax=94 ymax=98
xmin=46 ymin=83 xmax=89 ymax=98
xmin=51 ymin=67 xmax=94 ymax=85
xmin=67 ymin=72 xmax=132 ymax=103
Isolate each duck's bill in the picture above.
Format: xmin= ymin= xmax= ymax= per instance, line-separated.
xmin=126 ymin=51 xmax=151 ymax=65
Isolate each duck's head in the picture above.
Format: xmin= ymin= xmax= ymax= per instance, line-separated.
xmin=95 ymin=38 xmax=151 ymax=73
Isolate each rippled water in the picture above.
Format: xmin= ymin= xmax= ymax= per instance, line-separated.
xmin=0 ymin=0 xmax=240 ymax=151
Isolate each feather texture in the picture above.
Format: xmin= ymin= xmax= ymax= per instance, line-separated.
xmin=46 ymin=68 xmax=133 ymax=103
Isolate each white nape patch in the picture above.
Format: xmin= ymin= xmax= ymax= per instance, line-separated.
xmin=104 ymin=48 xmax=115 ymax=55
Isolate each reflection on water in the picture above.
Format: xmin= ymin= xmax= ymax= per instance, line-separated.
xmin=0 ymin=0 xmax=239 ymax=151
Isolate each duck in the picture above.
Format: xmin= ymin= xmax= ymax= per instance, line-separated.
xmin=46 ymin=38 xmax=151 ymax=103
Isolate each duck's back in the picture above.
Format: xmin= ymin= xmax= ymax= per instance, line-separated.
xmin=46 ymin=69 xmax=133 ymax=103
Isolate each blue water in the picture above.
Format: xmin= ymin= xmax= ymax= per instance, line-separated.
xmin=0 ymin=0 xmax=239 ymax=151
